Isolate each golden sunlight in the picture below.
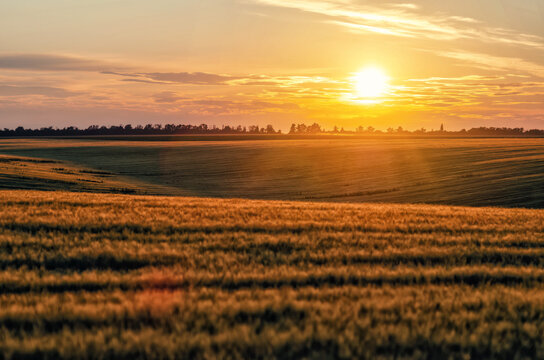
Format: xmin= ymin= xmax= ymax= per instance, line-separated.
xmin=352 ymin=67 xmax=390 ymax=99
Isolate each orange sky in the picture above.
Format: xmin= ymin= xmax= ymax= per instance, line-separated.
xmin=1 ymin=0 xmax=544 ymax=130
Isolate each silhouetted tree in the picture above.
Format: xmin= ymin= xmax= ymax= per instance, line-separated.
xmin=1 ymin=122 xmax=543 ymax=137
xmin=289 ymin=123 xmax=296 ymax=134
xmin=307 ymin=123 xmax=321 ymax=134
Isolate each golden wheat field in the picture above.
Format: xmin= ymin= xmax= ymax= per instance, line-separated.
xmin=1 ymin=190 xmax=543 ymax=359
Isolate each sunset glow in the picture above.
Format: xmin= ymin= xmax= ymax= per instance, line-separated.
xmin=2 ymin=2 xmax=544 ymax=357
xmin=1 ymin=1 xmax=543 ymax=130
xmin=351 ymin=67 xmax=390 ymax=103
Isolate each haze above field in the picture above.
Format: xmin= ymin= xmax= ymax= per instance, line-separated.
xmin=1 ymin=0 xmax=544 ymax=130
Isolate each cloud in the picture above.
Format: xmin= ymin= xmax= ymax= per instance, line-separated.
xmin=390 ymin=3 xmax=419 ymax=10
xmin=436 ymin=51 xmax=544 ymax=78
xmin=121 ymin=78 xmax=170 ymax=85
xmin=101 ymin=71 xmax=137 ymax=77
xmin=144 ymin=72 xmax=240 ymax=85
xmin=105 ymin=70 xmax=338 ymax=87
xmin=104 ymin=70 xmax=243 ymax=85
xmin=191 ymin=99 xmax=235 ymax=106
xmin=377 ymin=73 xmax=544 ymax=116
xmin=153 ymin=91 xmax=188 ymax=103
xmin=237 ymin=80 xmax=282 ymax=86
xmin=250 ymin=0 xmax=544 ymax=48
xmin=0 ymin=54 xmax=114 ymax=72
xmin=0 ymin=85 xmax=80 ymax=98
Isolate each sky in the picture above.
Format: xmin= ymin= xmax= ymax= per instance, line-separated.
xmin=1 ymin=0 xmax=544 ymax=131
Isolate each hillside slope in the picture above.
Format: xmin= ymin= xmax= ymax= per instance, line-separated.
xmin=1 ymin=138 xmax=543 ymax=208
xmin=0 ymin=154 xmax=171 ymax=195
xmin=1 ymin=191 xmax=543 ymax=359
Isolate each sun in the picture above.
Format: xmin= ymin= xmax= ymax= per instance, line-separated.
xmin=352 ymin=67 xmax=390 ymax=99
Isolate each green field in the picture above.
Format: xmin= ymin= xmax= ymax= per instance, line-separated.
xmin=0 ymin=191 xmax=543 ymax=359
xmin=1 ymin=137 xmax=543 ymax=207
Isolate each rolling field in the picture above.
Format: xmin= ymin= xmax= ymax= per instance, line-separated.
xmin=1 ymin=190 xmax=544 ymax=359
xmin=0 ymin=154 xmax=155 ymax=194
xmin=0 ymin=137 xmax=543 ymax=207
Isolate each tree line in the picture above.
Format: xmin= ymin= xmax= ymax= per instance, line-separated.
xmin=1 ymin=122 xmax=543 ymax=137
xmin=0 ymin=124 xmax=280 ymax=137
xmin=288 ymin=123 xmax=544 ymax=136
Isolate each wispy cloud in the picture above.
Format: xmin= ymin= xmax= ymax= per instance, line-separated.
xmin=0 ymin=85 xmax=80 ymax=98
xmin=250 ymin=0 xmax=544 ymax=47
xmin=390 ymin=3 xmax=419 ymax=10
xmin=120 ymin=78 xmax=170 ymax=85
xmin=104 ymin=71 xmax=242 ymax=85
xmin=153 ymin=91 xmax=188 ymax=103
xmin=0 ymin=54 xmax=116 ymax=72
xmin=105 ymin=70 xmax=340 ymax=88
xmin=437 ymin=51 xmax=544 ymax=79
xmin=145 ymin=72 xmax=240 ymax=85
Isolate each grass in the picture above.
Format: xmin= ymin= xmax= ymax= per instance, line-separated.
xmin=0 ymin=190 xmax=543 ymax=359
xmin=1 ymin=137 xmax=543 ymax=207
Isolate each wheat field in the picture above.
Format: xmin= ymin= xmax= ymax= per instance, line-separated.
xmin=1 ymin=190 xmax=543 ymax=359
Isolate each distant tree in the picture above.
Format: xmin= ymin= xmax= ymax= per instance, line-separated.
xmin=307 ymin=123 xmax=321 ymax=134
xmin=289 ymin=123 xmax=297 ymax=134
